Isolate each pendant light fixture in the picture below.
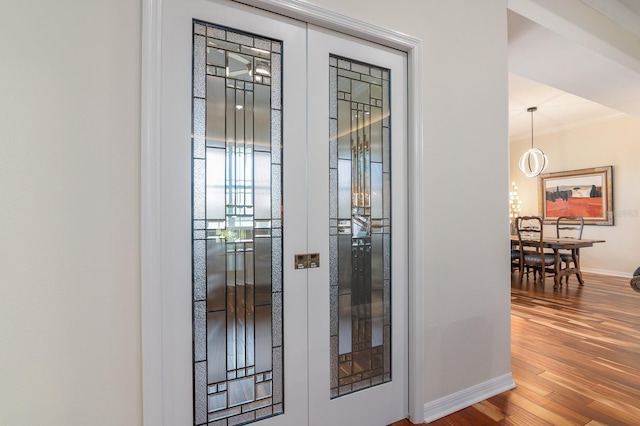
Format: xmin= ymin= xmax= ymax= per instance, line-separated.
xmin=518 ymin=106 xmax=548 ymax=178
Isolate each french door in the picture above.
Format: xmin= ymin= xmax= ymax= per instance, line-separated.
xmin=306 ymin=26 xmax=408 ymax=426
xmin=158 ymin=1 xmax=407 ymax=425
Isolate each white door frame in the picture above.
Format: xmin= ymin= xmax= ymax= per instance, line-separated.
xmin=141 ymin=0 xmax=425 ymax=423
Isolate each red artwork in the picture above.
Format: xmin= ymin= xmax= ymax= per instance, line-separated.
xmin=545 ymin=197 xmax=603 ymax=218
xmin=538 ymin=166 xmax=613 ymax=225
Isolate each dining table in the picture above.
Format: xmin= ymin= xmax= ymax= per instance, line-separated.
xmin=510 ymin=235 xmax=605 ymax=288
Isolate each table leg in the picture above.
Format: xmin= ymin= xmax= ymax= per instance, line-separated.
xmin=553 ymin=249 xmax=561 ymax=289
xmin=573 ymin=248 xmax=584 ymax=285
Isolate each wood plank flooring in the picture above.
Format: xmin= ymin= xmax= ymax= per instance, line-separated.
xmin=390 ymin=272 xmax=640 ymax=425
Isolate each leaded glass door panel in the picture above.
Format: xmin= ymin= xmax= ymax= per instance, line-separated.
xmin=191 ymin=21 xmax=293 ymax=425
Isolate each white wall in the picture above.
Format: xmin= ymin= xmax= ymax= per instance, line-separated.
xmin=420 ymin=1 xmax=511 ymax=403
xmin=0 ymin=0 xmax=512 ymax=424
xmin=510 ymin=116 xmax=640 ymax=277
xmin=0 ymin=1 xmax=141 ymax=425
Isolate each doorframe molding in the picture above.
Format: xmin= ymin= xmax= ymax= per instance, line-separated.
xmin=141 ymin=0 xmax=163 ymax=425
xmin=141 ymin=0 xmax=425 ymax=423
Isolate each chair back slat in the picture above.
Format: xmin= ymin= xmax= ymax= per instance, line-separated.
xmin=556 ymin=216 xmax=584 ymax=240
xmin=516 ymin=216 xmax=544 ymax=249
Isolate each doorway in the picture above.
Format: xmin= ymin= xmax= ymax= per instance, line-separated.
xmin=142 ymin=0 xmax=423 ymax=424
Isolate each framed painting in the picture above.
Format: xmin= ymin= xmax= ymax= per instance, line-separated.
xmin=538 ymin=166 xmax=613 ymax=225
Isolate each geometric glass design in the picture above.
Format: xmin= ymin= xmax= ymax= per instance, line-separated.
xmin=192 ymin=20 xmax=283 ymax=425
xmin=329 ymin=55 xmax=391 ymax=398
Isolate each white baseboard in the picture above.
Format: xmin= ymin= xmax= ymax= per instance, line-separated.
xmin=423 ymin=373 xmax=516 ymax=423
xmin=581 ymin=268 xmax=632 ymax=278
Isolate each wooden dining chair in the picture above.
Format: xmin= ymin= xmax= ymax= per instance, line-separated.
xmin=556 ymin=216 xmax=584 ymax=284
xmin=511 ymin=244 xmax=521 ymax=273
xmin=516 ymin=216 xmax=556 ymax=285
xmin=511 ymin=219 xmax=522 ymax=273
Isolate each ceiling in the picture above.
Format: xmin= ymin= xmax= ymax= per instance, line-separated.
xmin=507 ymin=1 xmax=640 ymax=141
xmin=508 ymin=74 xmax=625 ymax=141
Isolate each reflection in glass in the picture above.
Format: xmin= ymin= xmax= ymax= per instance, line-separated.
xmin=329 ymin=55 xmax=391 ymax=398
xmin=192 ymin=21 xmax=283 ymax=425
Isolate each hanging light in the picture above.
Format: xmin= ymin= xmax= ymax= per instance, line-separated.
xmin=518 ymin=106 xmax=548 ymax=178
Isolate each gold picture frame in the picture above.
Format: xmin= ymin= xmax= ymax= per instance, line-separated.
xmin=538 ymin=166 xmax=613 ymax=225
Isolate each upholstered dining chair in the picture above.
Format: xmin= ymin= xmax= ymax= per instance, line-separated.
xmin=516 ymin=216 xmax=556 ymax=285
xmin=511 ymin=243 xmax=521 ymax=273
xmin=556 ymin=216 xmax=584 ymax=284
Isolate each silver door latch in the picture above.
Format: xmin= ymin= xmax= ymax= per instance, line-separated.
xmin=294 ymin=253 xmax=320 ymax=269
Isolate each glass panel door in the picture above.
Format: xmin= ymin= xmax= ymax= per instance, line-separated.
xmin=191 ymin=22 xmax=285 ymax=425
xmin=307 ymin=26 xmax=408 ymax=426
xmin=170 ymin=2 xmax=308 ymax=425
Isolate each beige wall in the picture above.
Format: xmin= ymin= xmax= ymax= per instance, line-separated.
xmin=0 ymin=1 xmax=141 ymax=425
xmin=510 ymin=115 xmax=640 ymax=276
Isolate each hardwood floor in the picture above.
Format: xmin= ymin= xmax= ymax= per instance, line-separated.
xmin=390 ymin=272 xmax=640 ymax=425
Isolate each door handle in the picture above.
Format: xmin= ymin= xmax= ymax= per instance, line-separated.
xmin=294 ymin=253 xmax=320 ymax=269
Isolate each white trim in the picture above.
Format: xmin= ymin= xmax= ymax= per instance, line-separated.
xmin=508 ymin=0 xmax=640 ymax=75
xmin=141 ymin=0 xmax=163 ymax=424
xmin=582 ymin=0 xmax=640 ymax=38
xmin=141 ymin=0 xmax=425 ymax=424
xmin=423 ymin=374 xmax=516 ymax=423
xmin=233 ymin=0 xmax=419 ymax=51
xmin=406 ymin=42 xmax=425 ymax=425
xmin=581 ymin=268 xmax=633 ymax=279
